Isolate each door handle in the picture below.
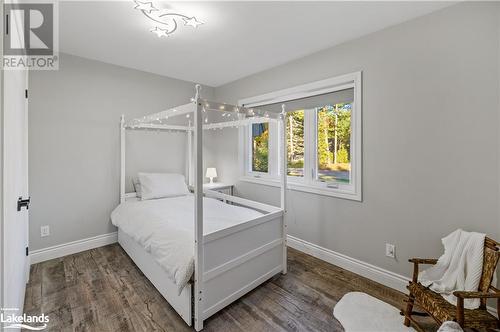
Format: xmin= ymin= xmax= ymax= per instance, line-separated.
xmin=17 ymin=196 xmax=30 ymax=211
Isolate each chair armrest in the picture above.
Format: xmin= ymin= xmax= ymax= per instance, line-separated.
xmin=453 ymin=291 xmax=500 ymax=299
xmin=408 ymin=258 xmax=438 ymax=283
xmin=408 ymin=258 xmax=438 ymax=265
xmin=454 ymin=290 xmax=500 ymax=326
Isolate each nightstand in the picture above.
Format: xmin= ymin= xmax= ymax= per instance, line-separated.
xmin=203 ymin=183 xmax=234 ymax=195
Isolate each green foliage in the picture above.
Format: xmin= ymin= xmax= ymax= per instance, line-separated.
xmin=317 ymin=103 xmax=351 ymax=170
xmin=288 ymin=159 xmax=304 ymax=168
xmin=336 ymin=146 xmax=349 ymax=164
xmin=286 ymin=110 xmax=305 ymax=176
xmin=252 ymin=124 xmax=269 ymax=172
xmin=252 ymin=102 xmax=352 ymax=179
xmin=287 ymin=110 xmax=304 ymax=162
xmin=317 ymin=109 xmax=332 ymax=167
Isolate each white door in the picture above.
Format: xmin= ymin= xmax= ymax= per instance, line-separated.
xmin=2 ymin=68 xmax=29 ymax=320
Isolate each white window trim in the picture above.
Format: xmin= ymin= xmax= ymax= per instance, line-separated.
xmin=238 ymin=71 xmax=362 ymax=201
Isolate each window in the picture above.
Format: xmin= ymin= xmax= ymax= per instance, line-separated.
xmin=287 ymin=110 xmax=304 ymax=177
xmin=251 ymin=122 xmax=269 ymax=173
xmin=240 ymin=72 xmax=362 ymax=201
xmin=316 ymin=103 xmax=351 ymax=183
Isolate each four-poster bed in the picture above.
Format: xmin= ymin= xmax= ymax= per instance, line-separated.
xmin=114 ymin=85 xmax=287 ymax=331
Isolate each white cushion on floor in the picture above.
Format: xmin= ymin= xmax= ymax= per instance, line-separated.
xmin=333 ymin=292 xmax=415 ymax=332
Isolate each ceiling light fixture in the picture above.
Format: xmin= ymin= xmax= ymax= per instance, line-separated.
xmin=133 ymin=0 xmax=203 ymax=38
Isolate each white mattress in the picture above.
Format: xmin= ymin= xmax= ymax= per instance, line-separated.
xmin=111 ymin=194 xmax=263 ymax=294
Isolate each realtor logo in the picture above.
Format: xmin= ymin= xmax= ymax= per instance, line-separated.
xmin=1 ymin=307 xmax=49 ymax=330
xmin=3 ymin=1 xmax=59 ymax=70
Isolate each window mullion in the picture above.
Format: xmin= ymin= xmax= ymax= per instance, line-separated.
xmin=303 ymin=109 xmax=313 ymax=185
xmin=247 ymin=124 xmax=254 ymax=174
xmin=239 ymin=126 xmax=247 ymax=176
xmin=311 ymin=108 xmax=318 ymax=185
xmin=269 ymin=121 xmax=278 ymax=178
xmin=303 ymin=110 xmax=309 ymax=183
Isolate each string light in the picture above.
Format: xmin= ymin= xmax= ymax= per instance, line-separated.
xmin=125 ymin=97 xmax=282 ymax=133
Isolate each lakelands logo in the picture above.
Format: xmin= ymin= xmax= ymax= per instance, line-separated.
xmin=1 ymin=308 xmax=49 ymax=330
xmin=3 ymin=0 xmax=59 ymax=70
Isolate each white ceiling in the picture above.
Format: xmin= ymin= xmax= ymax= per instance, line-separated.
xmin=60 ymin=1 xmax=452 ymax=87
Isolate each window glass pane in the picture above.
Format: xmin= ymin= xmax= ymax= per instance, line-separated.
xmin=286 ymin=110 xmax=304 ymax=177
xmin=317 ymin=103 xmax=352 ymax=183
xmin=252 ymin=122 xmax=269 ymax=172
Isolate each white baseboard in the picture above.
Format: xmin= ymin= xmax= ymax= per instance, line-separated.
xmin=28 ymin=232 xmax=497 ymax=317
xmin=30 ymin=232 xmax=118 ymax=264
xmin=287 ymin=235 xmax=498 ymax=317
xmin=287 ymin=235 xmax=410 ymax=293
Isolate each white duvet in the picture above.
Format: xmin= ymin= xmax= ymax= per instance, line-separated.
xmin=110 ymin=195 xmax=262 ymax=294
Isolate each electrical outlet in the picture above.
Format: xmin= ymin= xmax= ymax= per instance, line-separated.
xmin=41 ymin=225 xmax=50 ymax=237
xmin=385 ymin=243 xmax=395 ymax=258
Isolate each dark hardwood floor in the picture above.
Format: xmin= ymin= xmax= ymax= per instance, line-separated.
xmin=24 ymin=244 xmax=436 ymax=331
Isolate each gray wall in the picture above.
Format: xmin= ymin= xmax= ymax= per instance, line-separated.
xmin=29 ymin=53 xmax=214 ymax=250
xmin=28 ymin=2 xmax=500 ymax=284
xmin=214 ymin=2 xmax=500 ymax=278
xmin=498 ymin=5 xmax=500 ymax=248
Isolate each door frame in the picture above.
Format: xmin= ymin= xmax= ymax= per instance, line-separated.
xmin=23 ymin=69 xmax=29 ymax=281
xmin=0 ymin=0 xmax=30 ymax=312
xmin=1 ymin=66 xmax=30 ymax=319
xmin=1 ymin=0 xmax=5 ymax=311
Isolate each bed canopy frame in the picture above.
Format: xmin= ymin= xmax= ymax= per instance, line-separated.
xmin=119 ymin=85 xmax=287 ymax=331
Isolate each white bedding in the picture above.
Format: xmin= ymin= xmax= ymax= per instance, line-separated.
xmin=111 ymin=194 xmax=263 ymax=294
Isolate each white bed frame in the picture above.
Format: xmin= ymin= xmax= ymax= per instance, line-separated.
xmin=118 ymin=86 xmax=287 ymax=330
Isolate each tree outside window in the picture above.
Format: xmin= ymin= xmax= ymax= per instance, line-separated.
xmin=286 ymin=110 xmax=304 ymax=177
xmin=317 ymin=103 xmax=352 ymax=183
xmin=252 ymin=122 xmax=269 ymax=172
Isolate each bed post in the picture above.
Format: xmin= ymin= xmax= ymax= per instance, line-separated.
xmin=120 ymin=114 xmax=125 ymax=203
xmin=280 ymin=104 xmax=287 ymax=274
xmin=187 ymin=121 xmax=193 ymax=186
xmin=193 ymin=85 xmax=204 ymax=331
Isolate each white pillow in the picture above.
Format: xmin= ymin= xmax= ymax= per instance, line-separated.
xmin=138 ymin=173 xmax=189 ymax=200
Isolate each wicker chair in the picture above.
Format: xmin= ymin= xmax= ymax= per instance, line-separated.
xmin=403 ymin=237 xmax=500 ymax=331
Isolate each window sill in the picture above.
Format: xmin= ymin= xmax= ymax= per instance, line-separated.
xmin=239 ymin=176 xmax=362 ymax=201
